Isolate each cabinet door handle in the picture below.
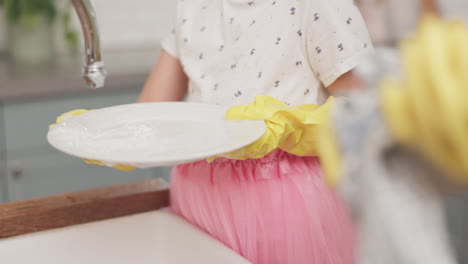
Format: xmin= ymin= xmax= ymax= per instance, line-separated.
xmin=11 ymin=161 xmax=23 ymax=180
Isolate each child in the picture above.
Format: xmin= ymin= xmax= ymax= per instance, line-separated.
xmin=139 ymin=0 xmax=372 ymax=263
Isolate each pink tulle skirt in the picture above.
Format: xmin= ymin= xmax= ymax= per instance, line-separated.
xmin=170 ymin=150 xmax=356 ymax=264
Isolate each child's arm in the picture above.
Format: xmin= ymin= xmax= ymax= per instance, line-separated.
xmin=138 ymin=51 xmax=188 ymax=103
xmin=305 ymin=0 xmax=373 ymax=96
xmin=421 ymin=0 xmax=439 ymax=15
xmin=327 ymin=70 xmax=362 ymax=95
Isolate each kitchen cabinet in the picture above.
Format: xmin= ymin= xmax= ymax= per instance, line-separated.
xmin=4 ymin=149 xmax=162 ymax=202
xmin=0 ymin=103 xmax=6 ymax=203
xmin=0 ymin=89 xmax=171 ymax=202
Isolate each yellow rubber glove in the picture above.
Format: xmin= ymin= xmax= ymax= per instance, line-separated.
xmin=51 ymin=109 xmax=136 ymax=171
xmin=207 ymin=95 xmax=335 ymax=161
xmin=381 ymin=15 xmax=468 ymax=184
xmin=49 ymin=109 xmax=90 ymax=129
xmin=315 ymin=109 xmax=342 ymax=188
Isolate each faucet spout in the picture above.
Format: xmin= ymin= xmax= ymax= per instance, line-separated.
xmin=71 ymin=0 xmax=106 ymax=88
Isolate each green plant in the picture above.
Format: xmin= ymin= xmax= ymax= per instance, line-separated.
xmin=1 ymin=0 xmax=56 ymax=26
xmin=61 ymin=2 xmax=79 ymax=52
xmin=0 ymin=0 xmax=79 ymax=52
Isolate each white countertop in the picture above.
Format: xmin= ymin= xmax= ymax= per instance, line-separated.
xmin=0 ymin=210 xmax=251 ymax=264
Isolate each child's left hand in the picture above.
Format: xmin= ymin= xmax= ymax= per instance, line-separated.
xmin=207 ymin=95 xmax=336 ymax=162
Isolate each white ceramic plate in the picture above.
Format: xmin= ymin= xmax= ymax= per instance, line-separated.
xmin=47 ymin=102 xmax=266 ymax=167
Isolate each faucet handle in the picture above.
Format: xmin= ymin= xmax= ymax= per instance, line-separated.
xmin=83 ymin=61 xmax=106 ymax=89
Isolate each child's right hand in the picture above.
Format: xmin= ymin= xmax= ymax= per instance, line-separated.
xmin=51 ymin=109 xmax=136 ymax=172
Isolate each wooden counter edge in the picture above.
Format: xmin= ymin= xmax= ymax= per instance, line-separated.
xmin=0 ymin=179 xmax=170 ymax=239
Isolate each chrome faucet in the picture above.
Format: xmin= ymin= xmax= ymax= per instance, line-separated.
xmin=71 ymin=0 xmax=106 ymax=88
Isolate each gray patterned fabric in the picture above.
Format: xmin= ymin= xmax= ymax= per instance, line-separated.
xmin=330 ymin=49 xmax=459 ymax=264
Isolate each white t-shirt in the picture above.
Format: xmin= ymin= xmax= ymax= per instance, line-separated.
xmin=162 ymin=0 xmax=372 ymax=106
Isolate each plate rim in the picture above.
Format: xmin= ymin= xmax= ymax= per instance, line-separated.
xmin=47 ymin=102 xmax=266 ymax=166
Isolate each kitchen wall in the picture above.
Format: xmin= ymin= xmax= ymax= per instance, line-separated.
xmin=2 ymin=0 xmax=467 ymax=55
xmin=388 ymin=0 xmax=468 ymax=41
xmin=90 ymin=0 xmax=176 ymax=51
xmin=0 ymin=0 xmax=176 ymax=55
xmin=0 ymin=10 xmax=5 ymax=52
xmin=439 ymin=0 xmax=468 ymax=20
